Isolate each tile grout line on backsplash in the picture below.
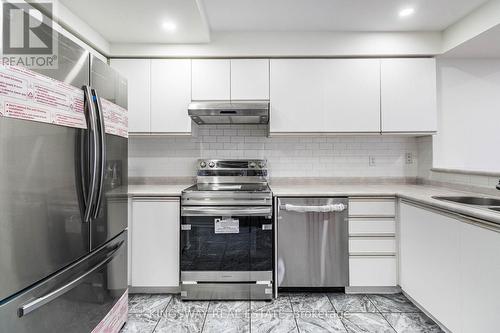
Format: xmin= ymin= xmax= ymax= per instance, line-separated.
xmin=128 ymin=124 xmax=420 ymax=179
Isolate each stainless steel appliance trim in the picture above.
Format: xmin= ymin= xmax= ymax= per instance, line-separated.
xmin=18 ymin=240 xmax=124 ymax=317
xmin=181 ymin=271 xmax=273 ymax=282
xmin=182 ymin=191 xmax=271 ymax=200
xmin=182 ymin=199 xmax=272 ymax=206
xmin=180 ymin=282 xmax=273 ymax=301
xmin=196 ymin=176 xmax=268 ymax=184
xmin=181 ymin=206 xmax=273 ymax=217
xmin=82 ymin=85 xmax=99 ymax=223
xmin=92 ymin=88 xmax=106 ymax=219
xmin=188 ymin=101 xmax=269 ymax=115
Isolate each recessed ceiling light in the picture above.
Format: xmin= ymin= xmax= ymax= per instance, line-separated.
xmin=399 ymin=7 xmax=415 ymax=17
xmin=162 ymin=21 xmax=177 ymax=32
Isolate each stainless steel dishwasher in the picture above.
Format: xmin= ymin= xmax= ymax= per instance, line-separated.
xmin=277 ymin=197 xmax=349 ymax=288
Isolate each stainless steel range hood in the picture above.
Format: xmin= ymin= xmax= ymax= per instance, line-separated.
xmin=188 ymin=101 xmax=269 ymax=125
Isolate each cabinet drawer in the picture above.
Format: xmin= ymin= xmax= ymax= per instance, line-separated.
xmin=349 ymin=218 xmax=396 ymax=236
xmin=349 ymin=198 xmax=396 ymax=217
xmin=349 ymin=257 xmax=397 ymax=287
xmin=349 ymin=238 xmax=396 ymax=255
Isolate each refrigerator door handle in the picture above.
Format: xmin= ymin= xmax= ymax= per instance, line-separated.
xmin=91 ymin=88 xmax=106 ymax=219
xmin=18 ymin=240 xmax=124 ymax=318
xmin=82 ymin=86 xmax=99 ymax=223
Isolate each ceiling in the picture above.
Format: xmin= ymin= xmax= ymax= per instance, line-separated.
xmin=442 ymin=25 xmax=500 ymax=58
xmin=204 ymin=0 xmax=489 ymax=32
xmin=59 ymin=0 xmax=490 ymax=44
xmin=58 ymin=0 xmax=210 ymax=43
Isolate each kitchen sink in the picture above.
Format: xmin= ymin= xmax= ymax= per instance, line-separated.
xmin=432 ymin=196 xmax=500 ymax=206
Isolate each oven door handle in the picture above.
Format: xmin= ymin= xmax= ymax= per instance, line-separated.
xmin=181 ymin=206 xmax=272 ymax=217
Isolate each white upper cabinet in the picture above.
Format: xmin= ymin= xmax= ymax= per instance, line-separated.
xmin=191 ymin=59 xmax=230 ymax=100
xmin=110 ymin=59 xmax=151 ymax=133
xmin=270 ymin=59 xmax=325 ymax=133
xmin=151 ymin=59 xmax=191 ymax=133
xmin=230 ymin=59 xmax=269 ymax=100
xmin=323 ymin=59 xmax=380 ymax=132
xmin=270 ymin=59 xmax=381 ymax=133
xmin=381 ymin=58 xmax=437 ymax=133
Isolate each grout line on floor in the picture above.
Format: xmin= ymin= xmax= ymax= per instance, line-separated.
xmin=379 ymin=312 xmax=399 ymax=333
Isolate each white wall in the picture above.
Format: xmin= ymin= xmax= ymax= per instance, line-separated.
xmin=418 ymin=136 xmax=499 ymax=190
xmin=433 ymin=58 xmax=500 ymax=173
xmin=129 ymin=125 xmax=418 ymax=179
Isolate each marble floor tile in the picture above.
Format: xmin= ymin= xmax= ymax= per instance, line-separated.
xmin=121 ymin=313 xmax=159 ymax=333
xmin=368 ymin=294 xmax=420 ymax=313
xmin=328 ymin=294 xmax=377 ymax=313
xmin=295 ymin=312 xmax=347 ymax=332
xmin=202 ymin=313 xmax=249 ymax=333
xmin=128 ymin=294 xmax=172 ymax=319
xmin=154 ymin=311 xmax=205 ymax=333
xmin=208 ymin=300 xmax=250 ymax=314
xmin=289 ymin=293 xmax=335 ymax=313
xmin=341 ymin=313 xmax=396 ymax=333
xmin=251 ymin=295 xmax=293 ymax=313
xmin=382 ymin=313 xmax=444 ymax=333
xmin=166 ymin=295 xmax=209 ymax=314
xmin=251 ymin=312 xmax=298 ymax=333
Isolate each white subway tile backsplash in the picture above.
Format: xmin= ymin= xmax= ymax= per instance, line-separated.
xmin=129 ymin=125 xmax=418 ymax=178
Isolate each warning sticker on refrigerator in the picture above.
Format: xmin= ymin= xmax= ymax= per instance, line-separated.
xmin=0 ymin=64 xmax=87 ymax=129
xmin=215 ymin=218 xmax=240 ymax=234
xmin=91 ymin=290 xmax=128 ymax=333
xmin=101 ymin=97 xmax=128 ymax=138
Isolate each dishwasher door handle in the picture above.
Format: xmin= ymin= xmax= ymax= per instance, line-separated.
xmin=279 ymin=203 xmax=346 ymax=213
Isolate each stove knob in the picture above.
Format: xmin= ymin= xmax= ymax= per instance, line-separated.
xmin=249 ymin=162 xmax=256 ymax=168
xmin=199 ymin=161 xmax=207 ymax=168
xmin=208 ymin=161 xmax=215 ymax=168
xmin=258 ymin=161 xmax=266 ymax=168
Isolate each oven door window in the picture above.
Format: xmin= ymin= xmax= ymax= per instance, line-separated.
xmin=181 ymin=215 xmax=273 ymax=272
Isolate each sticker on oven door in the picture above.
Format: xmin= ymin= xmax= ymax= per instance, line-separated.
xmin=214 ymin=218 xmax=239 ymax=234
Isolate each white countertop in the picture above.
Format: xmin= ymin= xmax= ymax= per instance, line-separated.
xmin=127 ymin=184 xmax=192 ymax=197
xmin=125 ymin=183 xmax=500 ymax=226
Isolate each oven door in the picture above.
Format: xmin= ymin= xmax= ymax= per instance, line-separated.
xmin=180 ymin=206 xmax=273 ymax=282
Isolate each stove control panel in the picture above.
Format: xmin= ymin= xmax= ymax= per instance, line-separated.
xmin=197 ymin=159 xmax=268 ymax=170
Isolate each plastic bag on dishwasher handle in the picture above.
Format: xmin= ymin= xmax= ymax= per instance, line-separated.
xmin=283 ymin=203 xmax=346 ymax=213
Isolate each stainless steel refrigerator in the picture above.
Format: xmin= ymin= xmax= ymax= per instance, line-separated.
xmin=0 ymin=17 xmax=129 ymax=333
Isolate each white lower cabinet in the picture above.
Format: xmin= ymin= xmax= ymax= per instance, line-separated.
xmin=400 ymin=201 xmax=500 ymax=333
xmin=459 ymin=221 xmax=500 ymax=333
xmin=348 ymin=197 xmax=397 ymax=288
xmin=400 ymin=202 xmax=460 ymax=332
xmin=130 ymin=197 xmax=180 ymax=288
xmin=349 ymin=257 xmax=397 ymax=287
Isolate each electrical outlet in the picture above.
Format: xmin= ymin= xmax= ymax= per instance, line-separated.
xmin=369 ymin=156 xmax=376 ymax=166
xmin=405 ymin=152 xmax=413 ymax=164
